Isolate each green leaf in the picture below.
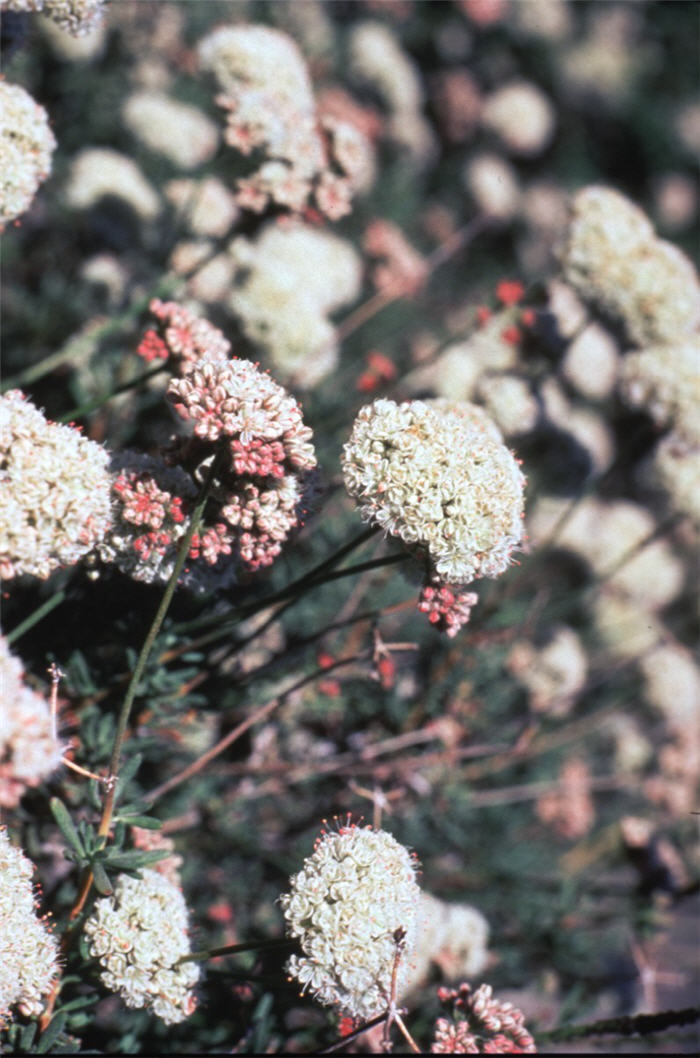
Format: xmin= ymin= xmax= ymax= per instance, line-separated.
xmin=20 ymin=1023 xmax=37 ymax=1051
xmin=113 ymin=814 xmax=162 ymax=830
xmin=103 ymin=848 xmax=168 ymax=870
xmin=37 ymin=1011 xmax=68 ymax=1054
xmin=92 ymin=860 xmax=113 ymax=896
xmin=114 ymin=753 xmax=143 ymax=803
xmin=50 ymin=798 xmax=85 ymax=857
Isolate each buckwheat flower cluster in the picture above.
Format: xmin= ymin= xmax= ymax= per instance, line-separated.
xmin=418 ymin=581 xmax=479 ymax=638
xmin=464 ymin=152 xmax=521 ymax=221
xmin=475 ymin=374 xmax=539 ymax=438
xmin=560 ymin=185 xmax=700 ymax=346
xmin=198 ymin=24 xmax=371 ymax=219
xmin=0 ymin=390 xmax=112 ymax=580
xmin=167 ymin=356 xmax=317 ymax=572
xmin=136 ymin=299 xmax=232 ymax=372
xmin=363 ymin=218 xmax=428 ymax=298
xmin=0 ymin=828 xmax=59 ymax=1027
xmin=228 ymin=221 xmax=362 ymax=388
xmin=481 ymin=80 xmax=555 ymax=157
xmin=83 ymin=869 xmax=199 ymax=1025
xmin=651 ymin=432 xmax=700 ymax=526
xmin=507 ymin=625 xmax=588 ymax=716
xmin=122 ymin=92 xmax=219 ymax=171
xmin=342 ymin=399 xmax=525 ymax=586
xmin=279 ymin=823 xmax=420 ymax=1020
xmin=431 ymin=982 xmax=537 ymax=1054
xmin=164 ymin=176 xmax=239 ymax=239
xmin=619 ymin=338 xmax=700 ymax=445
xmin=65 ymin=148 xmax=161 ymax=221
xmin=403 ymin=892 xmax=489 ymax=996
xmin=0 ymin=81 xmax=56 ymax=226
xmin=0 ymin=0 xmax=105 ymax=36
xmin=0 ymin=635 xmax=63 ymax=808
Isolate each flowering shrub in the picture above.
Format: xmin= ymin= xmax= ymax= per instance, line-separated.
xmin=1 ymin=2 xmax=698 ymax=1055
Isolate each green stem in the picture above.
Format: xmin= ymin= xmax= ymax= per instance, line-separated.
xmin=96 ymin=445 xmax=225 ymax=840
xmin=179 ymin=937 xmax=295 ymax=965
xmin=6 ymin=589 xmax=67 ymax=645
xmin=539 ymin=1006 xmax=699 ymax=1043
xmin=59 ymin=363 xmax=169 ymax=423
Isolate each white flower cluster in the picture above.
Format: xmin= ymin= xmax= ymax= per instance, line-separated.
xmin=475 ymin=374 xmax=539 ymax=438
xmin=0 ymin=635 xmax=63 ymax=808
xmin=122 ymin=92 xmax=219 ymax=171
xmin=0 ymin=828 xmax=59 ymax=1026
xmin=507 ymin=625 xmax=588 ymax=716
xmin=228 ymin=221 xmax=362 ymax=388
xmin=198 ymin=24 xmax=373 ymax=218
xmin=0 ymin=0 xmax=105 ymax=36
xmin=481 ymin=80 xmax=556 ymax=157
xmin=651 ymin=432 xmax=700 ymax=526
xmin=0 ymin=81 xmax=56 ymax=226
xmin=165 ymin=176 xmax=239 ymax=239
xmin=561 ymin=322 xmax=620 ymax=401
xmin=342 ymin=399 xmax=525 ymax=585
xmin=463 ymin=152 xmax=521 ymax=221
xmin=619 ymin=338 xmax=700 ymax=445
xmin=527 ymin=496 xmax=684 ymax=612
xmin=279 ymin=823 xmax=420 ymax=1020
xmin=65 ymin=148 xmax=161 ymax=221
xmin=403 ymin=892 xmax=489 ymax=997
xmin=348 ymin=20 xmax=436 ymax=164
xmin=0 ymin=390 xmax=113 ymax=580
xmin=560 ymin=185 xmax=700 ymax=346
xmin=83 ymin=869 xmax=199 ymax=1025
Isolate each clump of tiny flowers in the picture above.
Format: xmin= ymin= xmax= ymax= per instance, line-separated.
xmin=0 ymin=635 xmax=63 ymax=808
xmin=197 ymin=24 xmax=371 ymax=219
xmin=167 ymin=355 xmax=317 ymax=573
xmin=342 ymin=399 xmax=525 ymax=586
xmin=83 ymin=869 xmax=199 ymax=1025
xmin=363 ymin=218 xmax=428 ymax=297
xmin=279 ymin=821 xmax=421 ymax=1020
xmin=0 ymin=828 xmax=60 ymax=1027
xmin=431 ymin=982 xmax=536 ymax=1054
xmin=619 ymin=338 xmax=700 ymax=445
xmin=418 ymin=580 xmax=479 ymax=638
xmin=0 ymin=81 xmax=56 ymax=226
xmin=560 ymin=185 xmax=700 ymax=346
xmin=0 ymin=390 xmax=112 ymax=580
xmin=136 ymin=299 xmax=232 ymax=374
xmin=651 ymin=432 xmax=700 ymax=526
xmin=0 ymin=0 xmax=105 ymax=36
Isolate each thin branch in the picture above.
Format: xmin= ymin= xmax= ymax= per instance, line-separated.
xmin=539 ymin=1006 xmax=699 ymax=1043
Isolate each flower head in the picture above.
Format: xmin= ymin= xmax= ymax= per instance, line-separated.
xmin=432 ymin=982 xmax=536 ymax=1053
xmin=1 ymin=0 xmax=106 ymax=36
xmin=279 ymin=821 xmax=421 ymax=1020
xmin=83 ymin=869 xmax=199 ymax=1025
xmin=0 ymin=81 xmax=56 ymax=226
xmin=0 ymin=829 xmax=60 ymax=1027
xmin=0 ymin=390 xmax=112 ymax=580
xmin=342 ymin=399 xmax=525 ymax=585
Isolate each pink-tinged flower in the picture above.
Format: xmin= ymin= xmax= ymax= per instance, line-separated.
xmin=418 ymin=581 xmax=479 ymax=637
xmin=141 ymin=299 xmax=231 ymax=373
xmin=496 ymin=280 xmax=525 ymax=306
xmin=432 ymin=983 xmax=536 ymax=1053
xmin=363 ymin=219 xmax=428 ymax=297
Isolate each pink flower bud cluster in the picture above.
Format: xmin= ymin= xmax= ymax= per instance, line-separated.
xmin=418 ymin=581 xmax=479 ymax=638
xmin=136 ymin=299 xmax=231 ymax=372
xmin=432 ymin=982 xmax=536 ymax=1054
xmin=363 ymin=218 xmax=429 ymax=297
xmin=197 ymin=25 xmax=373 ymax=219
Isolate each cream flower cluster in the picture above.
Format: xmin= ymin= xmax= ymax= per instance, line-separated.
xmin=122 ymin=92 xmax=219 ymax=171
xmin=1 ymin=0 xmax=105 ymax=36
xmin=481 ymin=80 xmax=555 ymax=157
xmin=651 ymin=432 xmax=700 ymax=526
xmin=0 ymin=829 xmax=60 ymax=1026
xmin=560 ymin=185 xmax=700 ymax=346
xmin=342 ymin=399 xmax=525 ymax=586
xmin=84 ymin=869 xmax=199 ymax=1025
xmin=137 ymin=298 xmax=232 ymax=372
xmin=65 ymin=148 xmax=161 ymax=221
xmin=279 ymin=823 xmax=420 ymax=1020
xmin=619 ymin=338 xmax=700 ymax=445
xmin=0 ymin=81 xmax=56 ymax=226
xmin=403 ymin=892 xmax=489 ymax=997
xmin=198 ymin=24 xmax=372 ymax=219
xmin=507 ymin=625 xmax=588 ymax=716
xmin=0 ymin=635 xmax=63 ymax=808
xmin=228 ymin=221 xmax=362 ymax=388
xmin=0 ymin=390 xmax=112 ymax=580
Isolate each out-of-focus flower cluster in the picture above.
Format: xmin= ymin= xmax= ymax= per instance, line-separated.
xmin=404 ymin=892 xmax=489 ymax=997
xmin=431 ymin=982 xmax=536 ymax=1054
xmin=83 ymin=869 xmax=199 ymax=1025
xmin=342 ymin=398 xmax=525 ymax=588
xmin=0 ymin=390 xmax=113 ymax=581
xmin=279 ymin=822 xmax=420 ymax=1020
xmin=0 ymin=828 xmax=60 ymax=1027
xmin=198 ymin=24 xmax=374 ymax=218
xmin=0 ymin=0 xmax=105 ymax=37
xmin=122 ymin=92 xmax=219 ymax=171
xmin=0 ymin=635 xmax=63 ymax=808
xmin=65 ymin=148 xmax=161 ymax=221
xmin=0 ymin=81 xmax=56 ymax=226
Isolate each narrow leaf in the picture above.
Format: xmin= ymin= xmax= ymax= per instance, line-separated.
xmin=37 ymin=1011 xmax=68 ymax=1054
xmin=104 ymin=848 xmax=168 ymax=869
xmin=92 ymin=860 xmax=113 ymax=896
xmin=50 ymin=798 xmax=85 ymax=857
xmin=113 ymin=814 xmax=162 ymax=830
